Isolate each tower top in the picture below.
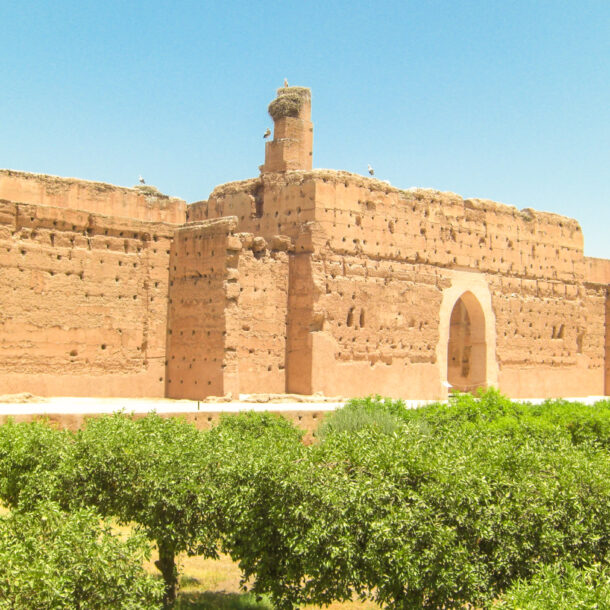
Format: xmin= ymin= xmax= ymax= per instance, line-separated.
xmin=262 ymin=86 xmax=313 ymax=173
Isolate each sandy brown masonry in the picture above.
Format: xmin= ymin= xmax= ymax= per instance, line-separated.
xmin=0 ymin=86 xmax=608 ymax=400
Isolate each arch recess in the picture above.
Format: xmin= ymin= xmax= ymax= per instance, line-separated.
xmin=447 ymin=291 xmax=487 ymax=392
xmin=436 ymin=270 xmax=498 ymax=397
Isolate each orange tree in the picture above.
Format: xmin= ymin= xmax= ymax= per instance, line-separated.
xmin=60 ymin=413 xmax=220 ymax=605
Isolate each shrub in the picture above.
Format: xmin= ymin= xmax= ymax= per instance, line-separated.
xmin=0 ymin=418 xmax=73 ymax=509
xmin=317 ymin=395 xmax=408 ymax=440
xmin=498 ymin=561 xmax=610 ymax=609
xmin=0 ymin=502 xmax=163 ymax=609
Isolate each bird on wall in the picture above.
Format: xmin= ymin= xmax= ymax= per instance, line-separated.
xmin=284 ymin=78 xmax=289 ymax=87
xmin=138 ymin=175 xmax=146 ymax=184
xmin=368 ymin=164 xmax=375 ymax=176
xmin=263 ymin=128 xmax=271 ymax=139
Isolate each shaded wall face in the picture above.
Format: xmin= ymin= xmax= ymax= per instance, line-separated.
xmin=604 ymin=288 xmax=610 ymax=396
xmin=447 ymin=295 xmax=487 ymax=392
xmin=0 ymin=200 xmax=172 ymax=397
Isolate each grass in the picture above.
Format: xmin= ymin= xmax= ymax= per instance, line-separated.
xmin=161 ymin=552 xmax=378 ymax=609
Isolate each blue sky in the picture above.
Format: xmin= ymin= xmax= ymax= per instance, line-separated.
xmin=1 ymin=1 xmax=608 ymax=257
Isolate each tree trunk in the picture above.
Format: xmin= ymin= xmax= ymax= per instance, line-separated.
xmin=155 ymin=540 xmax=177 ymax=606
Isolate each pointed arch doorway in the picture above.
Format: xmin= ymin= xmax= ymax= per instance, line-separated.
xmin=447 ymin=291 xmax=487 ymax=393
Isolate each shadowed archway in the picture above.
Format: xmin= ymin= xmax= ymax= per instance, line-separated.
xmin=447 ymin=291 xmax=487 ymax=393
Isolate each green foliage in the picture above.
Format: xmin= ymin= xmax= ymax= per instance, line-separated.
xmin=61 ymin=413 xmax=220 ymax=603
xmin=229 ymin=394 xmax=610 ymax=608
xmin=208 ymin=413 xmax=315 ymax=609
xmin=0 ymin=502 xmax=163 ymax=609
xmin=173 ymin=591 xmax=272 ymax=609
xmin=498 ymin=561 xmax=610 ymax=609
xmin=1 ymin=397 xmax=609 ymax=609
xmin=317 ymin=395 xmax=408 ymax=439
xmin=0 ymin=418 xmax=73 ymax=509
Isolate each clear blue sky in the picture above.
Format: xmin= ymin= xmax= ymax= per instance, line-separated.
xmin=1 ymin=0 xmax=608 ymax=258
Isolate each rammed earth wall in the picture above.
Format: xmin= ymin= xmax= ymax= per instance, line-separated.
xmin=1 ymin=85 xmax=608 ymax=400
xmin=0 ymin=198 xmax=174 ymax=396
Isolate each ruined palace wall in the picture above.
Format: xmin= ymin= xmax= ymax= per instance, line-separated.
xmin=306 ymin=253 xmax=445 ymax=398
xmin=226 ymin=235 xmax=289 ymax=394
xmin=165 ymin=219 xmax=237 ymax=399
xmin=165 ymin=219 xmax=290 ymax=398
xmin=312 ymin=172 xmax=584 ymax=280
xmin=0 ymin=199 xmax=173 ymax=396
xmin=0 ymin=170 xmax=186 ymax=224
xmin=585 ymin=257 xmax=610 ymax=285
xmin=186 ymin=173 xmax=316 ymax=241
xmin=606 ymin=290 xmax=610 ymax=396
xmin=305 ymin=172 xmax=603 ymax=398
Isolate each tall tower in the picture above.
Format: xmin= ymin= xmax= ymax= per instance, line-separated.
xmin=262 ymin=86 xmax=313 ymax=172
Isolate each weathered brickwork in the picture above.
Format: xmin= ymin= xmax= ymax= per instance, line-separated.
xmin=228 ymin=237 xmax=289 ymax=394
xmin=0 ymin=85 xmax=608 ymax=400
xmin=0 ymin=199 xmax=173 ymax=396
xmin=165 ymin=219 xmax=234 ymax=398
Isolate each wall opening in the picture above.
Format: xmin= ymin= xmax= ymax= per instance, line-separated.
xmin=447 ymin=291 xmax=487 ymax=393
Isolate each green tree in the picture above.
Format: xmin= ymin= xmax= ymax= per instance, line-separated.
xmin=62 ymin=413 xmax=220 ymax=605
xmin=0 ymin=502 xmax=163 ymax=609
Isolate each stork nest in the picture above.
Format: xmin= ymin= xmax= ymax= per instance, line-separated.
xmin=268 ymin=87 xmax=311 ymax=120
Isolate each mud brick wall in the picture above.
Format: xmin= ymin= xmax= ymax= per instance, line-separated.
xmin=186 ymin=173 xmax=316 ymax=241
xmin=305 ymin=253 xmax=445 ymax=398
xmin=165 ymin=219 xmax=239 ymax=399
xmin=0 ymin=200 xmax=173 ymax=396
xmin=0 ymin=170 xmax=186 ymax=224
xmin=606 ymin=288 xmax=610 ymax=395
xmin=311 ymin=172 xmax=584 ymax=282
xmin=225 ymin=234 xmax=289 ymax=394
xmin=166 ymin=219 xmax=290 ymax=398
xmin=305 ymin=172 xmax=601 ymax=398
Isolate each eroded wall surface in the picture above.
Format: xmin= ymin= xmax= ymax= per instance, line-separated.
xmin=183 ymin=170 xmax=608 ymax=399
xmin=228 ymin=237 xmax=289 ymax=394
xmin=0 ymin=199 xmax=173 ymax=396
xmin=165 ymin=219 xmax=290 ymax=398
xmin=0 ymin=170 xmax=186 ymax=224
xmin=165 ymin=219 xmax=237 ymax=399
xmin=286 ymin=171 xmax=603 ymax=398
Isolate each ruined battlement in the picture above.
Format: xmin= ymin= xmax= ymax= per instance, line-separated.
xmin=187 ymin=168 xmax=586 ymax=282
xmin=0 ymin=169 xmax=187 ymax=224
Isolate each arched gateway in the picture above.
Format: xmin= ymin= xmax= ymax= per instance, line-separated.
xmin=447 ymin=291 xmax=487 ymax=393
